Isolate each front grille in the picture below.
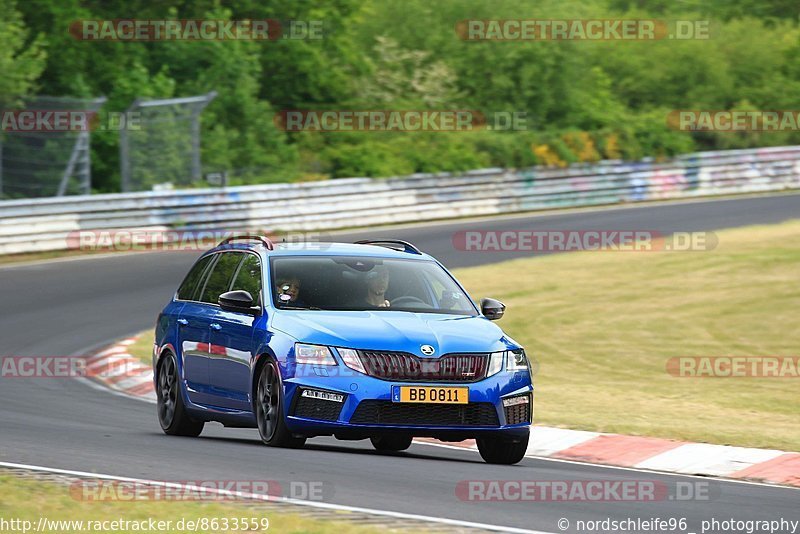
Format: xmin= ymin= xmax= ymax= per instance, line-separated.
xmin=357 ymin=350 xmax=488 ymax=382
xmin=350 ymin=400 xmax=499 ymax=427
xmin=504 ymin=400 xmax=531 ymax=425
xmin=291 ymin=389 xmax=344 ymax=421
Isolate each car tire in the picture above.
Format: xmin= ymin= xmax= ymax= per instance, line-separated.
xmin=256 ymin=359 xmax=306 ymax=449
xmin=476 ymin=433 xmax=529 ymax=465
xmin=157 ymin=352 xmax=204 ymax=437
xmin=370 ymin=435 xmax=413 ymax=452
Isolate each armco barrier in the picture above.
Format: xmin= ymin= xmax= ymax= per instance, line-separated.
xmin=1 ymin=146 xmax=799 ymax=255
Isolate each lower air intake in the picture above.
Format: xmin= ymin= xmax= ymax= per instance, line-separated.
xmin=350 ymin=401 xmax=499 ymax=427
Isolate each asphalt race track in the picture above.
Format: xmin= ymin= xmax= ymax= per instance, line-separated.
xmin=1 ymin=193 xmax=799 ymax=533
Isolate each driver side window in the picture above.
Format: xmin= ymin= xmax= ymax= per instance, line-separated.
xmin=231 ymin=254 xmax=262 ymax=305
xmin=199 ymin=252 xmax=243 ymax=305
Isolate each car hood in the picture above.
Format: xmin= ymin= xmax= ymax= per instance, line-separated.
xmin=271 ymin=310 xmax=516 ymax=356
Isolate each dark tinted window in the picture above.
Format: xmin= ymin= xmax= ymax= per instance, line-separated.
xmin=231 ymin=254 xmax=262 ymax=304
xmin=176 ymin=255 xmax=214 ymax=301
xmin=269 ymin=256 xmax=477 ymax=315
xmin=199 ymin=253 xmax=243 ymax=304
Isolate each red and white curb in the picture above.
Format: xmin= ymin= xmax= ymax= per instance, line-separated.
xmin=419 ymin=428 xmax=800 ymax=488
xmin=91 ymin=337 xmax=799 ymax=489
xmin=83 ymin=338 xmax=156 ymax=402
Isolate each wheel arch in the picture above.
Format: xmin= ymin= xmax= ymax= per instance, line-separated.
xmin=155 ymin=343 xmax=177 ymax=375
xmin=251 ymin=349 xmax=279 ymax=412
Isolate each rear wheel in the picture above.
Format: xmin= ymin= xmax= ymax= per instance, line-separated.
xmin=476 ymin=433 xmax=529 ymax=465
xmin=256 ymin=359 xmax=306 ymax=448
xmin=370 ymin=435 xmax=413 ymax=452
xmin=157 ymin=353 xmax=204 ymax=437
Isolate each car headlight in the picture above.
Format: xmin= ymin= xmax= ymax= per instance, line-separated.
xmin=486 ymin=350 xmax=529 ymax=376
xmin=337 ymin=348 xmax=365 ymax=374
xmin=486 ymin=351 xmax=505 ymax=377
xmin=507 ymin=349 xmax=529 ymax=372
xmin=295 ymin=343 xmax=337 ymax=366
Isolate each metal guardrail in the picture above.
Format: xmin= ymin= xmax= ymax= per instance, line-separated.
xmin=1 ymin=146 xmax=799 ymax=255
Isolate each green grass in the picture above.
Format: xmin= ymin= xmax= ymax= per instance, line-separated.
xmin=125 ymin=220 xmax=800 ymax=451
xmin=0 ymin=474 xmax=384 ymax=534
xmin=127 ymin=332 xmax=156 ymax=366
xmin=454 ymin=220 xmax=800 ymax=451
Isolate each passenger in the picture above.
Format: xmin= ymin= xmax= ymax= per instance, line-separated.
xmin=364 ymin=265 xmax=390 ymax=308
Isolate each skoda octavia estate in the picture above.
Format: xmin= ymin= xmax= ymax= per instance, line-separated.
xmin=154 ymin=236 xmax=533 ymax=464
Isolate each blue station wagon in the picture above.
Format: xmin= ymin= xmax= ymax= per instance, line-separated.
xmin=154 ymin=236 xmax=533 ymax=464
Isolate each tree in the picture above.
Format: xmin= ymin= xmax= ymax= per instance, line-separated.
xmin=0 ymin=0 xmax=46 ymax=109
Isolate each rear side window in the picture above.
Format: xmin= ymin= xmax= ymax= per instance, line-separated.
xmin=231 ymin=254 xmax=262 ymax=303
xmin=176 ymin=255 xmax=215 ymax=301
xmin=199 ymin=252 xmax=243 ymax=304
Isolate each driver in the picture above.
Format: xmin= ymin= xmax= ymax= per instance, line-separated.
xmin=364 ymin=265 xmax=390 ymax=308
xmin=275 ymin=274 xmax=306 ymax=307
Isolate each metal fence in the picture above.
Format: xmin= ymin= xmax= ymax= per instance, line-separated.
xmin=0 ymin=145 xmax=798 ymax=255
xmin=120 ymin=92 xmax=217 ymax=192
xmin=0 ymin=92 xmax=220 ymax=199
xmin=0 ymin=96 xmax=106 ymax=199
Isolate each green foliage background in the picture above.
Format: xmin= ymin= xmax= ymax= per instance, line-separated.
xmin=2 ymin=0 xmax=800 ymax=191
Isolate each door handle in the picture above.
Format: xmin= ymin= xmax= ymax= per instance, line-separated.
xmin=177 ymin=318 xmax=188 ymax=326
xmin=210 ymin=323 xmax=222 ymax=331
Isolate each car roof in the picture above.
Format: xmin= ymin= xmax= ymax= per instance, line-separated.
xmin=207 ymin=241 xmax=437 ymax=261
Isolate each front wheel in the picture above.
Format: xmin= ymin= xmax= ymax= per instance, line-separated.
xmin=255 ymin=359 xmax=306 ymax=448
xmin=370 ymin=435 xmax=413 ymax=452
xmin=476 ymin=433 xmax=529 ymax=465
xmin=157 ymin=353 xmax=204 ymax=437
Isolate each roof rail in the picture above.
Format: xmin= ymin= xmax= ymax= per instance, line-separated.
xmin=219 ymin=235 xmax=274 ymax=250
xmin=354 ymin=239 xmax=422 ymax=255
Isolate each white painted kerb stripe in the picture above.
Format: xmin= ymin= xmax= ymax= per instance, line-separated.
xmin=111 ymin=374 xmax=153 ymax=391
xmin=526 ymin=426 xmax=600 ymax=457
xmin=635 ymin=443 xmax=788 ymax=476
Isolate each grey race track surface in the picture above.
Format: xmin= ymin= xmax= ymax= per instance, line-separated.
xmin=1 ymin=193 xmax=799 ymax=533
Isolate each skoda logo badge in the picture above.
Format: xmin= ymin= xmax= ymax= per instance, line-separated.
xmin=420 ymin=344 xmax=435 ymax=356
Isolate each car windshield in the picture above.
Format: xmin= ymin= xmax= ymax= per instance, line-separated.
xmin=269 ymin=256 xmax=478 ymax=316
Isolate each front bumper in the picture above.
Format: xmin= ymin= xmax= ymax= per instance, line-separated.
xmin=282 ymin=363 xmax=533 ymax=438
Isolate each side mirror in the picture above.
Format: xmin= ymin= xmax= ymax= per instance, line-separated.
xmin=480 ymin=298 xmax=505 ymax=320
xmin=219 ymin=290 xmax=261 ymax=315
